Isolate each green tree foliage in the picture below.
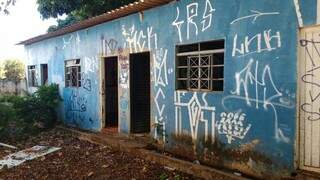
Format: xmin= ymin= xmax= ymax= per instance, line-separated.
xmin=37 ymin=0 xmax=136 ymax=32
xmin=0 ymin=61 xmax=5 ymax=79
xmin=3 ymin=59 xmax=25 ymax=82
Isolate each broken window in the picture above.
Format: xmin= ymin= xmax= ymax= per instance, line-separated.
xmin=65 ymin=59 xmax=81 ymax=87
xmin=176 ymin=40 xmax=225 ymax=91
xmin=28 ymin=65 xmax=38 ymax=87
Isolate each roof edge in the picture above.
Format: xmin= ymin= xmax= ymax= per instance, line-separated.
xmin=18 ymin=0 xmax=174 ymax=45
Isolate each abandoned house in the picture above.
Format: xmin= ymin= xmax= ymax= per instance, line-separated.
xmin=19 ymin=0 xmax=320 ymax=178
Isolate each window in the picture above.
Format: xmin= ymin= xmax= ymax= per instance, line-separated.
xmin=65 ymin=59 xmax=81 ymax=87
xmin=176 ymin=40 xmax=224 ymax=91
xmin=28 ymin=65 xmax=38 ymax=87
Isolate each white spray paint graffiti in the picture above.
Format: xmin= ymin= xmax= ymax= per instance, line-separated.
xmin=122 ymin=25 xmax=171 ymax=142
xmin=186 ymin=3 xmax=199 ymax=40
xmin=83 ymin=56 xmax=98 ymax=73
xmin=62 ymin=32 xmax=81 ymax=49
xmin=293 ymin=0 xmax=303 ymax=27
xmin=153 ymin=49 xmax=169 ymax=142
xmin=217 ymin=112 xmax=251 ymax=144
xmin=232 ymin=29 xmax=281 ymax=57
xmin=122 ymin=25 xmax=158 ymax=53
xmin=223 ymin=59 xmax=294 ymax=143
xmin=101 ymin=37 xmax=119 ymax=56
xmin=154 ymin=49 xmax=168 ymax=87
xmin=172 ymin=7 xmax=184 ymax=43
xmin=172 ymin=0 xmax=215 ymax=42
xmin=201 ymin=0 xmax=215 ymax=32
xmin=175 ymin=92 xmax=215 ymax=143
xmin=230 ymin=10 xmax=280 ymax=25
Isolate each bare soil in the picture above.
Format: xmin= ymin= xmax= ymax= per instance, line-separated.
xmin=0 ymin=128 xmax=197 ymax=180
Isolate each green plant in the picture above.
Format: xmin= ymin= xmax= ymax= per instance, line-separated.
xmin=34 ymin=84 xmax=61 ymax=109
xmin=13 ymin=84 xmax=62 ymax=129
xmin=153 ymin=122 xmax=168 ymax=144
xmin=0 ymin=84 xmax=61 ymax=141
xmin=159 ymin=172 xmax=168 ymax=180
xmin=174 ymin=175 xmax=181 ymax=180
xmin=0 ymin=103 xmax=16 ymax=137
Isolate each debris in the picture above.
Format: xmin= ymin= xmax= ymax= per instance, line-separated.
xmin=87 ymin=171 xmax=94 ymax=177
xmin=142 ymin=166 xmax=147 ymax=172
xmin=40 ymin=156 xmax=46 ymax=161
xmin=193 ymin=160 xmax=200 ymax=165
xmin=234 ymin=172 xmax=242 ymax=176
xmin=0 ymin=143 xmax=17 ymax=149
xmin=0 ymin=129 xmax=197 ymax=179
xmin=164 ymin=166 xmax=175 ymax=171
xmin=0 ymin=145 xmax=60 ymax=169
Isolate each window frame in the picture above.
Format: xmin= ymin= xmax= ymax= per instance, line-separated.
xmin=27 ymin=65 xmax=38 ymax=87
xmin=65 ymin=59 xmax=81 ymax=88
xmin=175 ymin=40 xmax=225 ymax=92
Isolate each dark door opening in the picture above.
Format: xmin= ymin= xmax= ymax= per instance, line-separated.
xmin=105 ymin=57 xmax=118 ymax=128
xmin=41 ymin=64 xmax=48 ymax=85
xmin=130 ymin=52 xmax=150 ymax=133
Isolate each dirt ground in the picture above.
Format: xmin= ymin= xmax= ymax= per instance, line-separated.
xmin=0 ymin=128 xmax=197 ymax=180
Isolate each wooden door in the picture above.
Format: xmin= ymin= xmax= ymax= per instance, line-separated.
xmin=129 ymin=52 xmax=151 ymax=133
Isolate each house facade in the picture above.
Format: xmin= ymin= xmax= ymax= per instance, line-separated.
xmin=20 ymin=0 xmax=320 ymax=177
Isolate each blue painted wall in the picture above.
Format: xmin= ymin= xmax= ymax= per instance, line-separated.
xmin=299 ymin=0 xmax=317 ymax=26
xmin=24 ymin=0 xmax=318 ymax=177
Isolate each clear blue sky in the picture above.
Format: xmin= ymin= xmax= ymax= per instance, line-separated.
xmin=0 ymin=0 xmax=57 ymax=61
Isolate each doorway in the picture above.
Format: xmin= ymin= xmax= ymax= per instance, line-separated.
xmin=130 ymin=52 xmax=150 ymax=133
xmin=105 ymin=56 xmax=118 ymax=129
xmin=40 ymin=64 xmax=48 ymax=85
xmin=299 ymin=26 xmax=320 ymax=173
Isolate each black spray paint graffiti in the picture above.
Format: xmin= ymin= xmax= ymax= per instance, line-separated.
xmin=65 ymin=90 xmax=94 ymax=125
xmin=300 ymin=39 xmax=320 ymax=121
xmin=81 ymin=73 xmax=92 ymax=92
xmin=67 ymin=90 xmax=87 ymax=112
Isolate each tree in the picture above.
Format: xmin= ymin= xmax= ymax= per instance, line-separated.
xmin=36 ymin=0 xmax=136 ymax=32
xmin=0 ymin=0 xmax=16 ymax=15
xmin=0 ymin=61 xmax=5 ymax=79
xmin=3 ymin=59 xmax=25 ymax=95
xmin=3 ymin=59 xmax=25 ymax=81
